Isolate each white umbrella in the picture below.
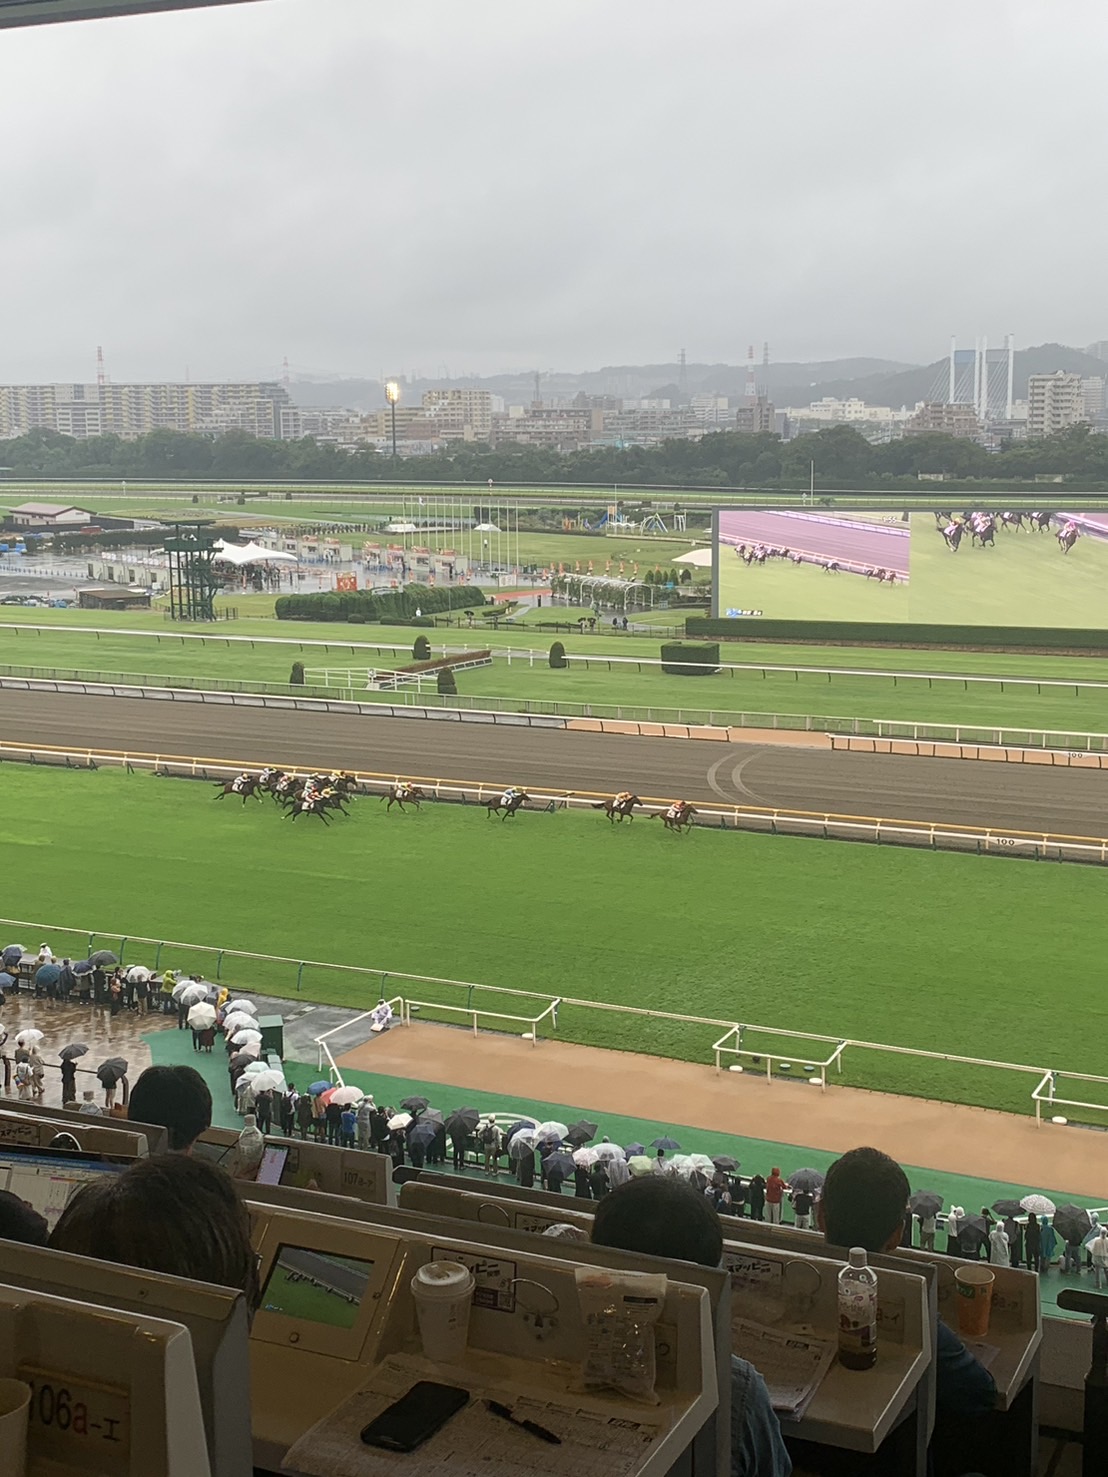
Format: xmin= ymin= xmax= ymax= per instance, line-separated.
xmin=247 ymin=1069 xmax=285 ymax=1092
xmin=667 ymin=1154 xmax=693 ymax=1178
xmin=572 ymin=1147 xmax=599 ymax=1168
xmin=179 ymin=983 xmax=208 ymax=1007
xmin=1020 ymin=1194 xmax=1057 ymax=1217
xmin=240 ymin=1041 xmax=262 ymax=1060
xmin=187 ymin=1002 xmax=216 ymax=1030
xmin=535 ymin=1120 xmax=569 ymax=1143
xmin=628 ymin=1155 xmax=654 ymax=1177
xmin=387 ymin=1112 xmax=412 ymax=1131
xmin=231 ymin=1029 xmax=263 ymax=1047
xmin=687 ymin=1153 xmax=716 ymax=1174
xmin=221 ymin=1013 xmax=255 ymax=1036
xmin=594 ymin=1142 xmax=624 ymax=1161
xmin=125 ymin=965 xmax=152 ymax=984
xmin=15 ymin=1029 xmax=43 ymax=1048
xmin=171 ymin=981 xmax=194 ymax=1001
xmin=226 ymin=1000 xmax=257 ymax=1016
xmin=329 ymin=1086 xmax=364 ymax=1107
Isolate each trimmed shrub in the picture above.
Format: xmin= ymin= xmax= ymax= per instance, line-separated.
xmin=274 ymin=584 xmax=487 ymax=623
xmin=289 ymin=661 xmax=305 ymax=685
xmin=548 ymin=640 xmax=567 ymax=669
xmin=410 ymin=615 xmax=434 ymax=627
xmin=680 ymin=567 xmax=693 ymax=584
xmin=347 ymin=613 xmax=365 ymax=623
xmin=413 ymin=635 xmax=432 ymax=661
xmin=660 ymin=641 xmax=721 ymax=676
xmin=684 ymin=618 xmax=1108 ymax=652
xmin=436 ymin=666 xmax=458 ymax=695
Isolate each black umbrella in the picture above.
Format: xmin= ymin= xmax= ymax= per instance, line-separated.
xmin=72 ymin=960 xmax=94 ymax=976
xmin=421 ymin=1108 xmax=445 ymax=1126
xmin=400 ymin=1095 xmax=429 ymax=1112
xmin=96 ymin=1057 xmax=128 ymax=1086
xmin=788 ymin=1168 xmax=825 ymax=1193
xmin=910 ymin=1191 xmax=944 ymax=1217
xmin=566 ymin=1120 xmax=599 ymax=1146
xmin=409 ymin=1121 xmax=438 ymax=1148
xmin=958 ymin=1215 xmax=989 ymax=1250
xmin=651 ymin=1136 xmax=681 ymax=1152
xmin=1 ymin=945 xmax=24 ymax=968
xmin=712 ymin=1155 xmax=740 ymax=1172
xmin=59 ymin=1043 xmax=88 ymax=1061
xmin=542 ymin=1150 xmax=575 ymax=1179
xmin=503 ymin=1120 xmax=536 ymax=1144
xmin=446 ymin=1109 xmax=480 ymax=1137
xmin=35 ymin=964 xmax=61 ymax=988
xmin=1054 ymin=1205 xmax=1093 ymax=1241
xmin=90 ymin=949 xmax=119 ymax=967
xmin=0 ymin=973 xmax=14 ymax=991
xmin=625 ymin=1142 xmax=645 ymax=1157
xmin=991 ymin=1199 xmax=1024 ymax=1218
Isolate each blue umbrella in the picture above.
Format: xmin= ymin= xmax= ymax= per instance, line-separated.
xmin=72 ymin=960 xmax=95 ymax=976
xmin=308 ymin=1081 xmax=332 ymax=1095
xmin=651 ymin=1136 xmax=681 ymax=1152
xmin=625 ymin=1142 xmax=645 ymax=1156
xmin=1 ymin=945 xmax=24 ymax=968
xmin=0 ymin=973 xmax=15 ymax=991
xmin=35 ymin=964 xmax=61 ymax=988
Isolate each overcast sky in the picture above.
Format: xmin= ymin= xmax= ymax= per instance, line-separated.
xmin=1 ymin=0 xmax=1105 ymax=383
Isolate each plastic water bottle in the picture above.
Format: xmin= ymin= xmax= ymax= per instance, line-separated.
xmin=227 ymin=1113 xmax=265 ymax=1180
xmin=838 ymin=1247 xmax=878 ymax=1370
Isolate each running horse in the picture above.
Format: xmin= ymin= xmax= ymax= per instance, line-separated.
xmin=654 ymin=800 xmax=697 ymax=833
xmin=939 ymin=520 xmax=965 ymax=552
xmin=486 ymin=788 xmax=530 ymax=820
xmin=382 ymin=783 xmax=427 ymax=812
xmin=594 ymin=792 xmax=642 ymax=824
xmin=213 ymin=773 xmax=264 ymax=804
xmin=1057 ymin=521 xmax=1080 ymax=555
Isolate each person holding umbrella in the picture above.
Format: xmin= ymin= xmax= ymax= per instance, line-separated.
xmin=59 ymin=1044 xmax=86 ymax=1106
xmin=1024 ymin=1211 xmax=1041 ymax=1272
xmin=97 ymin=1057 xmax=128 ymax=1111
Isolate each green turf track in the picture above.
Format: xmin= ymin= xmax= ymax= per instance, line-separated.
xmin=145 ymin=1031 xmax=1102 ymax=1321
xmin=7 ymin=765 xmax=1105 ymax=1118
xmin=4 ymin=616 xmax=1108 ymax=733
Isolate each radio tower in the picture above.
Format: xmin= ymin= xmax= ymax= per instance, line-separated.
xmin=96 ymin=345 xmax=107 ymax=390
xmin=745 ymin=344 xmax=757 ymax=400
xmin=761 ymin=341 xmax=770 ymax=397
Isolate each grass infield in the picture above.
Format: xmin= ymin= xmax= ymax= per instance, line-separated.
xmin=4 ymin=765 xmax=1104 ymax=1118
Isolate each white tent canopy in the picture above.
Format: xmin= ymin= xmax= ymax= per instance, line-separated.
xmin=213 ymin=541 xmax=298 ymax=566
xmin=673 ymin=548 xmax=712 ymax=567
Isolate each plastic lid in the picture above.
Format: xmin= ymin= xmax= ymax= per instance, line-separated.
xmin=412 ymin=1261 xmax=474 ymax=1297
xmin=848 ymin=1247 xmax=868 ymax=1267
xmin=242 ymin=1114 xmax=257 ymax=1128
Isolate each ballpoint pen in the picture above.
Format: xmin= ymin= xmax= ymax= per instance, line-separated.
xmin=485 ymin=1399 xmax=562 ymax=1445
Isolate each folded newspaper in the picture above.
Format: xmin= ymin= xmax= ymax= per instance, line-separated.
xmin=732 ymin=1318 xmax=836 ymax=1421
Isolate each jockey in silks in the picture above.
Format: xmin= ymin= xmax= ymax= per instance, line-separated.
xmin=943 ymin=520 xmax=960 ymax=540
xmin=500 ymin=786 xmax=522 ymax=808
xmin=665 ymin=800 xmax=685 ymax=822
xmin=259 ymin=767 xmax=278 ymax=787
xmin=1063 ymin=519 xmax=1078 ymax=538
xmin=396 ymin=781 xmax=413 ymax=800
xmin=231 ymin=772 xmax=251 ymax=794
xmin=615 ymin=791 xmax=634 ymax=807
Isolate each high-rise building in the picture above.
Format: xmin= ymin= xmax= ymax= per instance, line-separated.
xmin=904 ymin=402 xmax=982 ymax=439
xmin=0 ymin=381 xmax=290 ymax=441
xmin=734 ymin=396 xmax=775 ymax=434
xmin=420 ymin=389 xmax=493 ymax=439
xmin=1026 ymin=372 xmax=1086 ymax=438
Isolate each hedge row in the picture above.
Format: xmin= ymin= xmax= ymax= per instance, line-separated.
xmin=686 ymin=618 xmax=1108 ymax=652
xmin=275 ymin=585 xmax=487 ymax=623
xmin=660 ymin=641 xmax=721 ymax=675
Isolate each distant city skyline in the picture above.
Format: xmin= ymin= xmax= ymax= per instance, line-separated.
xmin=3 ymin=1 xmax=1108 ymax=380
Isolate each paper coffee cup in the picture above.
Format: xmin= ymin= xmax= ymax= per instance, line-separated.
xmin=0 ymin=1378 xmax=31 ymax=1477
xmin=954 ymin=1264 xmax=995 ymax=1338
xmin=411 ymin=1260 xmax=475 ymax=1363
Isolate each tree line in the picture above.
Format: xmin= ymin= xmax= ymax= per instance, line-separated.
xmin=3 ymin=422 xmax=1108 ymax=489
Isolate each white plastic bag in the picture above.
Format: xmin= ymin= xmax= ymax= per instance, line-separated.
xmin=575 ymin=1269 xmax=667 ymax=1404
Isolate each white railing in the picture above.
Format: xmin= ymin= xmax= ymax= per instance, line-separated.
xmin=402 ymin=996 xmax=559 ymax=1045
xmin=1031 ymin=1069 xmax=1108 ymax=1126
xmin=313 ymin=1000 xmax=405 ymax=1086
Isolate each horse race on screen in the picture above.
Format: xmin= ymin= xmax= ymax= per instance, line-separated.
xmin=714 ymin=507 xmax=1108 ymax=628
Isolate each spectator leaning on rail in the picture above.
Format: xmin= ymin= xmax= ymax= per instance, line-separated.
xmin=592 ymin=1176 xmax=792 ymax=1477
xmin=817 ymin=1148 xmax=996 ymax=1439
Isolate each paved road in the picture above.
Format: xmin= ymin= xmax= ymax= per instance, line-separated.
xmin=2 ymin=689 xmax=1102 ymax=836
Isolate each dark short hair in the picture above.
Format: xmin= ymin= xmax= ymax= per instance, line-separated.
xmin=128 ymin=1065 xmax=212 ymax=1152
xmin=50 ymin=1154 xmax=259 ymax=1309
xmin=0 ymin=1188 xmax=48 ymax=1247
xmin=592 ymin=1178 xmax=723 ymax=1268
xmin=821 ymin=1147 xmax=910 ymax=1253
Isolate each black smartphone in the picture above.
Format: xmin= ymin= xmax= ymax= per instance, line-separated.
xmin=360 ymin=1381 xmax=469 ymax=1452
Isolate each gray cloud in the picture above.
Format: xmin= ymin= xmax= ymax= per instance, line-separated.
xmin=1 ymin=0 xmax=1105 ymax=382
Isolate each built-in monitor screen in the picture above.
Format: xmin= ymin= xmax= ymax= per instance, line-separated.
xmin=0 ymin=1150 xmax=121 ymax=1231
xmin=260 ymin=1245 xmax=374 ymax=1330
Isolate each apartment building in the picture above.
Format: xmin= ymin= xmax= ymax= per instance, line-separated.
xmin=420 ymin=388 xmax=493 ymax=439
xmin=0 ymin=381 xmax=290 ymax=440
xmin=904 ymin=402 xmax=983 ymax=439
xmin=1026 ymin=372 xmax=1085 ymax=438
xmin=489 ymin=407 xmax=599 ymax=450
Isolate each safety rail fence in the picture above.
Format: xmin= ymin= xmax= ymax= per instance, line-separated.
xmin=3 ymin=910 xmax=1107 ymax=1128
xmin=832 ymin=734 xmax=1108 ymax=765
xmin=1 ymin=739 xmax=1106 ymax=865
xmin=4 ymin=667 xmax=1108 ymax=752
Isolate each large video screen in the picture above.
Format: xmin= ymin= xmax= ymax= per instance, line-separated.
xmin=714 ymin=508 xmax=1108 ymax=628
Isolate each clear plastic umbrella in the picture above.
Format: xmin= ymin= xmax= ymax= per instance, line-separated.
xmin=535 ymin=1120 xmax=569 ymax=1144
xmin=187 ymin=1003 xmax=217 ymax=1030
xmin=221 ymin=1013 xmax=255 ymax=1037
xmin=387 ymin=1112 xmax=412 ymax=1131
xmin=231 ymin=1029 xmax=263 ymax=1047
xmin=179 ymin=983 xmax=208 ymax=1007
xmin=226 ymin=1000 xmax=257 ymax=1016
xmin=330 ymin=1086 xmax=365 ymax=1107
xmin=240 ymin=1041 xmax=262 ymax=1060
xmin=1020 ymin=1194 xmax=1057 ymax=1217
xmin=594 ymin=1143 xmax=625 ymax=1161
xmin=508 ymin=1129 xmax=539 ymax=1160
xmin=687 ymin=1154 xmax=716 ymax=1174
xmin=667 ymin=1155 xmax=693 ymax=1177
xmin=247 ymin=1069 xmax=285 ymax=1093
xmin=573 ymin=1147 xmax=599 ymax=1168
xmin=15 ymin=1029 xmax=44 ymax=1048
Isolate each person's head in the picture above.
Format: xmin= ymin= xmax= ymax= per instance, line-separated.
xmin=81 ymin=1090 xmax=95 ymax=1102
xmin=50 ymin=1154 xmax=259 ymax=1311
xmin=127 ymin=1065 xmax=212 ymax=1153
xmin=817 ymin=1147 xmax=910 ymax=1254
xmin=771 ymin=1166 xmax=780 ymax=1178
xmin=0 ymin=1189 xmax=48 ymax=1246
xmin=592 ymin=1177 xmax=723 ymax=1268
